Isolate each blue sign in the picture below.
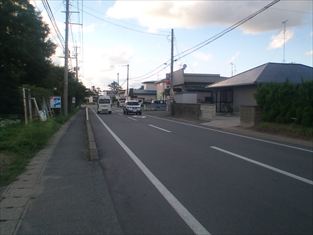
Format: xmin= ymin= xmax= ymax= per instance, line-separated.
xmin=50 ymin=96 xmax=61 ymax=109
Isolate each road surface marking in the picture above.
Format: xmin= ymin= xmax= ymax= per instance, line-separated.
xmin=149 ymin=124 xmax=171 ymax=133
xmin=211 ymin=146 xmax=313 ymax=186
xmin=93 ymin=111 xmax=210 ymax=235
xmin=147 ymin=115 xmax=313 ymax=153
xmin=133 ymin=115 xmax=146 ymax=119
xmin=128 ymin=117 xmax=137 ymax=121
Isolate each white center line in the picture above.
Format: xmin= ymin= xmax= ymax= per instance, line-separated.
xmin=211 ymin=146 xmax=313 ymax=185
xmin=149 ymin=124 xmax=172 ymax=133
xmin=128 ymin=117 xmax=137 ymax=121
xmin=93 ymin=111 xmax=210 ymax=235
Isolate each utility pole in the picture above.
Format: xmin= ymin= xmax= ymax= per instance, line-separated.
xmin=170 ymin=28 xmax=174 ymax=100
xmin=74 ymin=46 xmax=79 ymax=80
xmin=63 ymin=0 xmax=70 ymax=116
xmin=282 ymin=20 xmax=288 ymax=63
xmin=117 ymin=72 xmax=120 ymax=96
xmin=126 ymin=64 xmax=129 ymax=97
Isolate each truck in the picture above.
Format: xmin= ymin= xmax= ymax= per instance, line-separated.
xmin=97 ymin=96 xmax=112 ymax=114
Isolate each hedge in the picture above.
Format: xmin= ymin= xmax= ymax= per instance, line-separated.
xmin=255 ymin=81 xmax=313 ymax=127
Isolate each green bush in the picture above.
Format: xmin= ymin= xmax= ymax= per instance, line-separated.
xmin=0 ymin=114 xmax=71 ymax=186
xmin=256 ymin=81 xmax=313 ymax=127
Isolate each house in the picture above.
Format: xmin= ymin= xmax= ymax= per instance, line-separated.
xmin=172 ymin=68 xmax=226 ymax=104
xmin=127 ymin=81 xmax=157 ymax=102
xmin=142 ymin=81 xmax=157 ymax=90
xmin=155 ymin=77 xmax=170 ymax=100
xmin=208 ymin=62 xmax=313 ymax=113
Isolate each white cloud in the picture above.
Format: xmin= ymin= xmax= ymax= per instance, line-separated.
xmin=51 ymin=46 xmax=64 ymax=66
xmin=106 ymin=0 xmax=312 ymax=33
xmin=268 ymin=29 xmax=294 ymax=49
xmin=305 ymin=50 xmax=313 ymax=56
xmin=228 ymin=51 xmax=241 ymax=64
xmin=83 ymin=24 xmax=96 ymax=34
xmin=192 ymin=52 xmax=213 ymax=62
xmin=81 ymin=45 xmax=134 ymax=90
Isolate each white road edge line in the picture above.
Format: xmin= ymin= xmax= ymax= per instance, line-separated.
xmin=211 ymin=146 xmax=313 ymax=186
xmin=146 ymin=115 xmax=313 ymax=153
xmin=93 ymin=110 xmax=210 ymax=235
xmin=128 ymin=117 xmax=137 ymax=121
xmin=149 ymin=124 xmax=171 ymax=133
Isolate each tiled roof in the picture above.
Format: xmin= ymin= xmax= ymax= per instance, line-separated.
xmin=209 ymin=63 xmax=313 ymax=88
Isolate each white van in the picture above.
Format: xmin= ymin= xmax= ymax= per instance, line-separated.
xmin=97 ymin=96 xmax=112 ymax=114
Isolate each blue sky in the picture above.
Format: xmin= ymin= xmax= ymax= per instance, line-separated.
xmin=31 ymin=0 xmax=313 ymax=90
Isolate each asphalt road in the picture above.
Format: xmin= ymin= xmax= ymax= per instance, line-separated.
xmin=89 ymin=106 xmax=313 ymax=235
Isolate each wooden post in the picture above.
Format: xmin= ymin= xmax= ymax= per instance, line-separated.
xmin=22 ymin=88 xmax=28 ymax=125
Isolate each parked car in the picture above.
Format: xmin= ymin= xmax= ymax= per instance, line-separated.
xmin=118 ymin=98 xmax=126 ymax=107
xmin=97 ymin=96 xmax=112 ymax=114
xmin=123 ymin=100 xmax=142 ymax=115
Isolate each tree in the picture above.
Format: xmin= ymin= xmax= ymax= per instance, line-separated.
xmin=108 ymin=81 xmax=122 ymax=96
xmin=0 ymin=0 xmax=55 ymax=115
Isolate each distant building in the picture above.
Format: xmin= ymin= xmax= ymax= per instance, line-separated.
xmin=208 ymin=62 xmax=313 ymax=113
xmin=129 ymin=89 xmax=156 ymax=102
xmin=172 ymin=68 xmax=226 ymax=104
xmin=155 ymin=77 xmax=170 ymax=100
xmin=142 ymin=81 xmax=157 ymax=91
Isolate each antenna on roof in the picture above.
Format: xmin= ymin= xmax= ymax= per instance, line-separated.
xmin=282 ymin=20 xmax=288 ymax=63
xmin=230 ymin=62 xmax=236 ymax=77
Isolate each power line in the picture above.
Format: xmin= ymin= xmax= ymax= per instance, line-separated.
xmin=174 ymin=0 xmax=281 ymax=61
xmin=41 ymin=0 xmax=65 ymax=50
xmin=131 ymin=63 xmax=170 ymax=82
xmin=128 ymin=0 xmax=281 ymax=82
xmin=83 ymin=9 xmax=169 ymax=37
xmin=131 ymin=60 xmax=171 ymax=80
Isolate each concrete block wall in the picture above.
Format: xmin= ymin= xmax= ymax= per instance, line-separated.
xmin=240 ymin=105 xmax=261 ymax=128
xmin=172 ymin=103 xmax=200 ymax=119
xmin=200 ymin=104 xmax=216 ymax=121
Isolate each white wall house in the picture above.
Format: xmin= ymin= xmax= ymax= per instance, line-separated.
xmin=172 ymin=68 xmax=226 ymax=104
xmin=155 ymin=78 xmax=170 ymax=100
xmin=142 ymin=81 xmax=157 ymax=91
xmin=209 ymin=62 xmax=313 ymax=113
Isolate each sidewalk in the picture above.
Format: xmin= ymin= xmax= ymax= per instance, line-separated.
xmin=0 ymin=110 xmax=122 ymax=235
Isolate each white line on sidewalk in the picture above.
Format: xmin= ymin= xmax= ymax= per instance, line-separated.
xmin=128 ymin=117 xmax=137 ymax=121
xmin=211 ymin=146 xmax=313 ymax=186
xmin=147 ymin=115 xmax=313 ymax=153
xmin=148 ymin=124 xmax=171 ymax=133
xmin=93 ymin=111 xmax=210 ymax=235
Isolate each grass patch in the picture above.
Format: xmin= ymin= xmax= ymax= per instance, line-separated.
xmin=254 ymin=122 xmax=313 ymax=141
xmin=0 ymin=113 xmax=73 ymax=187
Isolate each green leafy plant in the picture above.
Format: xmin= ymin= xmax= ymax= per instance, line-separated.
xmin=256 ymin=81 xmax=313 ymax=127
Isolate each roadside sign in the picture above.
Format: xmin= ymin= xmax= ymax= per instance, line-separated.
xmin=50 ymin=96 xmax=61 ymax=109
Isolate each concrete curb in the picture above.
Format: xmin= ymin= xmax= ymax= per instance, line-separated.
xmin=0 ymin=112 xmax=78 ymax=235
xmin=85 ymin=107 xmax=99 ymax=161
